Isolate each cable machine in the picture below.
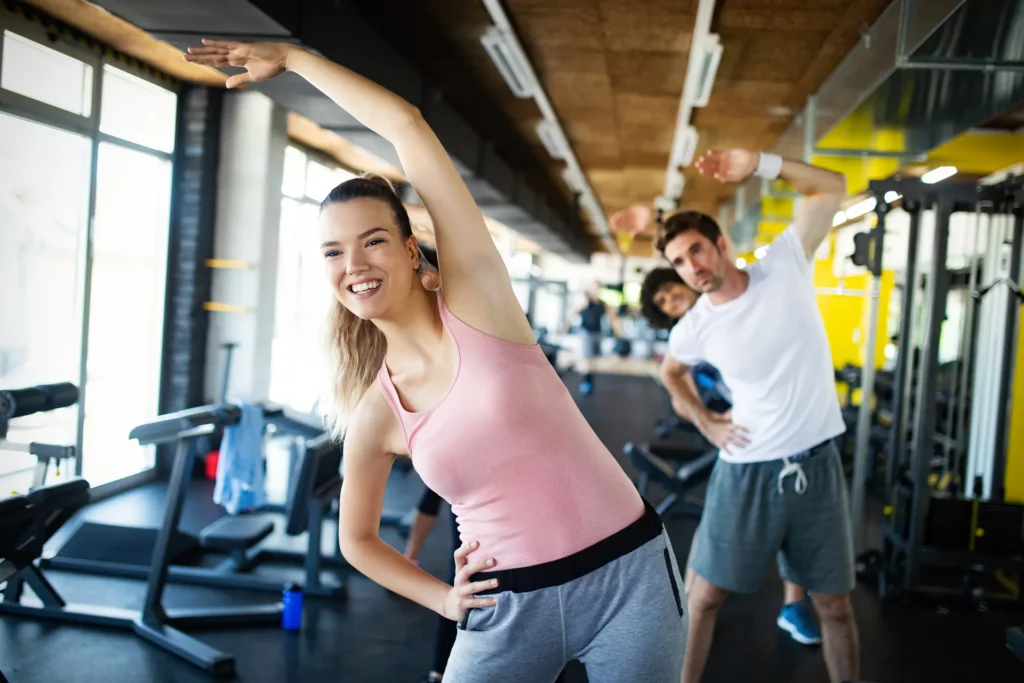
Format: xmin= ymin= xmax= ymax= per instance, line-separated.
xmin=853 ymin=175 xmax=1024 ymax=616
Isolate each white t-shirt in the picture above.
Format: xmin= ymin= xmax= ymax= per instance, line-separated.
xmin=668 ymin=227 xmax=845 ymax=464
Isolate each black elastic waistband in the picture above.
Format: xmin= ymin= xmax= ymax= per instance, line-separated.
xmin=788 ymin=438 xmax=836 ymax=463
xmin=471 ymin=498 xmax=663 ymax=595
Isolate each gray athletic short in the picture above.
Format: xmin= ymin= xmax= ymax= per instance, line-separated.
xmin=578 ymin=331 xmax=602 ymax=359
xmin=444 ymin=502 xmax=688 ymax=683
xmin=691 ymin=440 xmax=856 ymax=595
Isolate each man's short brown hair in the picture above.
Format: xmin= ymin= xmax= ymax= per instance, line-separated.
xmin=656 ymin=211 xmax=723 ymax=253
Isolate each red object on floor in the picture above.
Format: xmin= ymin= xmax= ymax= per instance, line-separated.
xmin=205 ymin=450 xmax=220 ymax=480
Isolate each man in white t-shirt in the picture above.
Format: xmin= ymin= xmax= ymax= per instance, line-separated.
xmin=659 ymin=149 xmax=859 ymax=683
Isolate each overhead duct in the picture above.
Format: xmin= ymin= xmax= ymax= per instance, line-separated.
xmin=479 ymin=0 xmax=619 ymax=253
xmin=92 ymin=0 xmax=594 ymax=261
xmin=660 ymin=0 xmax=718 ymax=208
xmin=771 ymin=0 xmax=971 ymax=161
xmin=732 ymin=0 xmax=1024 ymax=250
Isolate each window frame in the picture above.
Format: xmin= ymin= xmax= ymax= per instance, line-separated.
xmin=0 ymin=12 xmax=179 ymax=158
xmin=0 ymin=9 xmax=180 ymax=485
xmin=268 ymin=142 xmax=359 ymax=410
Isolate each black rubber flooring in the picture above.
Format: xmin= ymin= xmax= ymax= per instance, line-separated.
xmin=2 ymin=372 xmax=1023 ymax=682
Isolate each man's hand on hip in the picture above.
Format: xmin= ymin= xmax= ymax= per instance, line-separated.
xmin=696 ymin=409 xmax=750 ymax=451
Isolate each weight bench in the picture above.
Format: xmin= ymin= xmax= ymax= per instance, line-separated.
xmin=43 ymin=403 xmax=349 ymax=597
xmin=0 ymin=494 xmax=34 ymax=584
xmin=0 ymin=492 xmax=39 ymax=683
xmin=1 ymin=480 xmax=110 ymax=623
xmin=199 ymin=515 xmax=276 ymax=561
xmin=624 ymin=441 xmax=717 ymax=518
xmin=195 ymin=432 xmax=348 ymax=597
xmin=0 ymin=479 xmax=273 ymax=676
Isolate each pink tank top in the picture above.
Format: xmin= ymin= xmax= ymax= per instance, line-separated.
xmin=376 ymin=293 xmax=644 ymax=570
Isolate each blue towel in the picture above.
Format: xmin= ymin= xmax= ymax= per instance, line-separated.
xmin=214 ymin=403 xmax=266 ymax=515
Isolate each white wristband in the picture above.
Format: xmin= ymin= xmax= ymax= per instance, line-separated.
xmin=755 ymin=152 xmax=783 ymax=180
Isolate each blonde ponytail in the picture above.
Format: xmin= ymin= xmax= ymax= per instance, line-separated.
xmin=321 ymin=299 xmax=386 ymax=440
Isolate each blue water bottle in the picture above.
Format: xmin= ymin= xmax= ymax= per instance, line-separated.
xmin=282 ymin=582 xmax=303 ymax=631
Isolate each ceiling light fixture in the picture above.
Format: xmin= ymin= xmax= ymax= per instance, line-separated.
xmin=673 ymin=125 xmax=699 ymax=168
xmin=921 ymin=166 xmax=957 ymax=184
xmin=479 ymin=26 xmax=534 ymax=99
xmin=845 ymin=197 xmax=877 ymax=220
xmin=692 ymin=34 xmax=723 ymax=108
xmin=480 ymin=0 xmax=618 ymax=252
xmin=561 ymin=166 xmax=585 ymax=194
xmin=536 ymin=119 xmax=569 ymax=160
xmin=661 ymin=0 xmax=719 ymax=206
xmin=666 ymin=168 xmax=685 ymax=199
xmin=654 ymin=195 xmax=677 ymax=212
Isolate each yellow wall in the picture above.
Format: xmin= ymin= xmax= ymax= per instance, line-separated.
xmin=926 ymin=132 xmax=1024 ymax=175
xmin=813 ymin=256 xmax=895 ymax=371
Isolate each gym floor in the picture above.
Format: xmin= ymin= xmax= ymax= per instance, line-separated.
xmin=2 ymin=373 xmax=1023 ymax=682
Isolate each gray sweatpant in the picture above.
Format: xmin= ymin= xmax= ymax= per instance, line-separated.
xmin=444 ymin=530 xmax=688 ymax=683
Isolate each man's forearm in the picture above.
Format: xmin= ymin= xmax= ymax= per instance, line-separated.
xmin=661 ymin=369 xmax=708 ymax=428
xmin=777 ymin=157 xmax=846 ymax=199
xmin=774 ymin=155 xmax=847 ymax=256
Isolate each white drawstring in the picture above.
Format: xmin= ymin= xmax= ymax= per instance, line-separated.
xmin=777 ymin=457 xmax=808 ymax=495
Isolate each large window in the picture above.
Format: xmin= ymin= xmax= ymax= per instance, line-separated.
xmin=0 ymin=22 xmax=176 ymax=491
xmin=269 ymin=146 xmax=354 ymax=411
xmin=0 ymin=113 xmax=90 ymax=486
xmin=81 ymin=143 xmax=172 ymax=485
xmin=1 ymin=30 xmax=92 ymax=116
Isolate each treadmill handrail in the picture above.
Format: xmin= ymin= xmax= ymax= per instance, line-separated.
xmin=128 ymin=404 xmax=285 ymax=444
xmin=265 ymin=406 xmax=324 ymax=440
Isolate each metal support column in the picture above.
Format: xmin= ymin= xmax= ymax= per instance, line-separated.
xmin=803 ymin=95 xmax=817 ymax=163
xmin=905 ymin=201 xmax=952 ymax=589
xmin=852 ymin=200 xmax=887 ymax=552
xmin=526 ymin=255 xmax=540 ymax=324
xmin=953 ymin=210 xmax=986 ymax=488
xmin=990 ymin=209 xmax=1024 ymax=500
xmin=895 ymin=0 xmax=913 ymax=63
xmin=901 ymin=59 xmax=1024 ymax=73
xmin=73 ymin=63 xmax=106 ymax=477
xmin=814 ymin=148 xmax=919 ymax=161
xmin=887 ymin=204 xmax=921 ymax=492
xmin=142 ymin=436 xmax=197 ymax=625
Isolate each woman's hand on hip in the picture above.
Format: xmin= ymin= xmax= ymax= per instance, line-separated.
xmin=442 ymin=540 xmax=498 ymax=622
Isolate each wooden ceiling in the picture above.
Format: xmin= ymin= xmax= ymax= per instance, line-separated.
xmin=360 ymin=0 xmax=895 ymax=255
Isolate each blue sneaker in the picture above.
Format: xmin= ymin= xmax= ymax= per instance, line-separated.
xmin=777 ymin=601 xmax=821 ymax=645
xmin=579 ymin=381 xmax=592 ymax=396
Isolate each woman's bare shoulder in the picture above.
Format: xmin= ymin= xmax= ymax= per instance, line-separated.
xmin=346 ymin=383 xmax=407 ymax=457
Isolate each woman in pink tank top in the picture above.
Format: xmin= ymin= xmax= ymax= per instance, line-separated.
xmin=187 ymin=39 xmax=687 ymax=683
